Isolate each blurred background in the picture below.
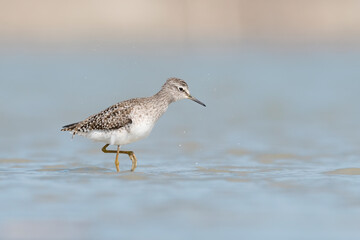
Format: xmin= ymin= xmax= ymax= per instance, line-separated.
xmin=1 ymin=1 xmax=360 ymax=240
xmin=1 ymin=0 xmax=360 ymax=46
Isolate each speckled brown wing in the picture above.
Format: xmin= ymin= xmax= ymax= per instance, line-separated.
xmin=63 ymin=99 xmax=137 ymax=135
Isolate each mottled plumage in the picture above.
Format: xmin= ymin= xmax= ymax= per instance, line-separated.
xmin=62 ymin=99 xmax=136 ymax=135
xmin=61 ymin=77 xmax=205 ymax=172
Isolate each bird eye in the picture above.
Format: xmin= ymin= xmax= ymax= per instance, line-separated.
xmin=178 ymin=87 xmax=184 ymax=92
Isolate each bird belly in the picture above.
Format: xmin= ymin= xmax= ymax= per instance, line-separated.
xmin=79 ymin=121 xmax=154 ymax=146
xmin=125 ymin=120 xmax=154 ymax=144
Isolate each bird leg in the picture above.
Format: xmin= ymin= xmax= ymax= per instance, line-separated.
xmin=114 ymin=145 xmax=120 ymax=172
xmin=101 ymin=144 xmax=137 ymax=172
xmin=101 ymin=144 xmax=120 ymax=172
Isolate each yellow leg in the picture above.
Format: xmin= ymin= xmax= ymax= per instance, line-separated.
xmin=101 ymin=144 xmax=137 ymax=172
xmin=115 ymin=145 xmax=120 ymax=172
xmin=102 ymin=144 xmax=117 ymax=154
xmin=128 ymin=151 xmax=137 ymax=172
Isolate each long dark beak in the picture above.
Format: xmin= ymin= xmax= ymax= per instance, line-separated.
xmin=188 ymin=95 xmax=206 ymax=107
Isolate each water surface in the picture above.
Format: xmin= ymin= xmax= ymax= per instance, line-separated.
xmin=1 ymin=47 xmax=360 ymax=239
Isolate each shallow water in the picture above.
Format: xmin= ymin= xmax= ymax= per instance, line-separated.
xmin=1 ymin=47 xmax=360 ymax=239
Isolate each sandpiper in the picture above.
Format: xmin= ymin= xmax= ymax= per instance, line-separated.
xmin=61 ymin=77 xmax=206 ymax=172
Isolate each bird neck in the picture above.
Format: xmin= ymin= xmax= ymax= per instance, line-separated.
xmin=153 ymin=88 xmax=175 ymax=105
xmin=146 ymin=88 xmax=174 ymax=121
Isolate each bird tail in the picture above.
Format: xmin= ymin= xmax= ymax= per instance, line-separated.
xmin=61 ymin=122 xmax=79 ymax=132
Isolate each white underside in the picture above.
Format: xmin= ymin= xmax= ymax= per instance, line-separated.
xmin=77 ymin=120 xmax=155 ymax=146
